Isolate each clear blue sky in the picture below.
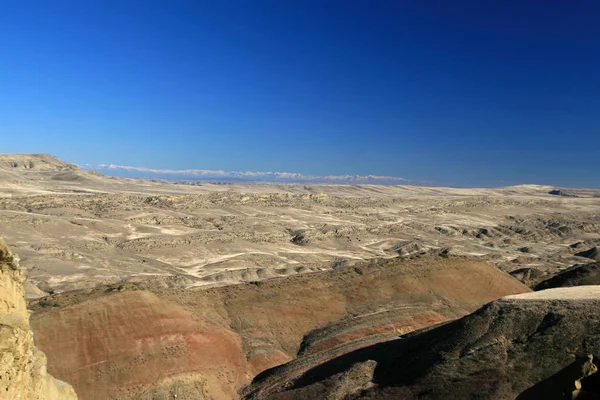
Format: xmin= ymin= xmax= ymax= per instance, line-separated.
xmin=1 ymin=1 xmax=599 ymax=187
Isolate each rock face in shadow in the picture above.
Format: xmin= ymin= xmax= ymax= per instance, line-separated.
xmin=243 ymin=287 xmax=600 ymax=400
xmin=575 ymin=247 xmax=600 ymax=261
xmin=29 ymin=256 xmax=529 ymax=399
xmin=535 ymin=262 xmax=600 ymax=291
xmin=517 ymin=354 xmax=598 ymax=400
xmin=0 ymin=239 xmax=77 ymax=399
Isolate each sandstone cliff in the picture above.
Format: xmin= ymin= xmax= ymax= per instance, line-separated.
xmin=0 ymin=239 xmax=77 ymax=399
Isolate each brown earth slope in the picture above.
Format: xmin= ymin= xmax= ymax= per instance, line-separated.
xmin=29 ymin=255 xmax=529 ymax=399
xmin=244 ymin=287 xmax=600 ymax=400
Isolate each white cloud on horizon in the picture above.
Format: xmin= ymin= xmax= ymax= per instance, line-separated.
xmin=81 ymin=163 xmax=408 ymax=184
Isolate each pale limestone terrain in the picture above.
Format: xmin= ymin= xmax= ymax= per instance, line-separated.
xmin=1 ymin=154 xmax=600 ymax=296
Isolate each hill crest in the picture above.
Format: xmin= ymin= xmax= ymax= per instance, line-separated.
xmin=0 ymin=153 xmax=79 ymax=171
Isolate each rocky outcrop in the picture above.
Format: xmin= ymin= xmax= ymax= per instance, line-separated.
xmin=30 ymin=256 xmax=529 ymax=399
xmin=244 ymin=286 xmax=600 ymax=400
xmin=0 ymin=239 xmax=77 ymax=399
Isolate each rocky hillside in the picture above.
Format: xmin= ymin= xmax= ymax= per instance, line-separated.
xmin=244 ymin=287 xmax=600 ymax=400
xmin=0 ymin=239 xmax=77 ymax=399
xmin=0 ymin=153 xmax=79 ymax=171
xmin=29 ymin=256 xmax=528 ymax=399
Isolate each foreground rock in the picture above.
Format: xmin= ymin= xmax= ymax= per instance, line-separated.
xmin=29 ymin=256 xmax=528 ymax=399
xmin=0 ymin=239 xmax=77 ymax=399
xmin=244 ymin=286 xmax=600 ymax=399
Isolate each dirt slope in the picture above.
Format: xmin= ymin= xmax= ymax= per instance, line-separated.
xmin=29 ymin=256 xmax=529 ymax=399
xmin=32 ymin=290 xmax=248 ymax=399
xmin=245 ymin=287 xmax=600 ymax=400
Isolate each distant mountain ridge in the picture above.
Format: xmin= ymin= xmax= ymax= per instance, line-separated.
xmin=80 ymin=162 xmax=410 ymax=185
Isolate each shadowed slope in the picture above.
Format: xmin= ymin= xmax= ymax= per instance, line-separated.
xmin=575 ymin=247 xmax=600 ymax=261
xmin=536 ymin=262 xmax=600 ymax=290
xmin=244 ymin=287 xmax=600 ymax=400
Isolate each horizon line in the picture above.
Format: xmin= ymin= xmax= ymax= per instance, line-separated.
xmin=80 ymin=163 xmax=410 ymax=184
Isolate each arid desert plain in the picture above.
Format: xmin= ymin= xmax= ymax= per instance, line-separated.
xmin=2 ymin=154 xmax=600 ymax=297
xmin=2 ymin=154 xmax=600 ymax=399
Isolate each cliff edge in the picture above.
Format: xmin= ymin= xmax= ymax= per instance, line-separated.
xmin=0 ymin=239 xmax=77 ymax=399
